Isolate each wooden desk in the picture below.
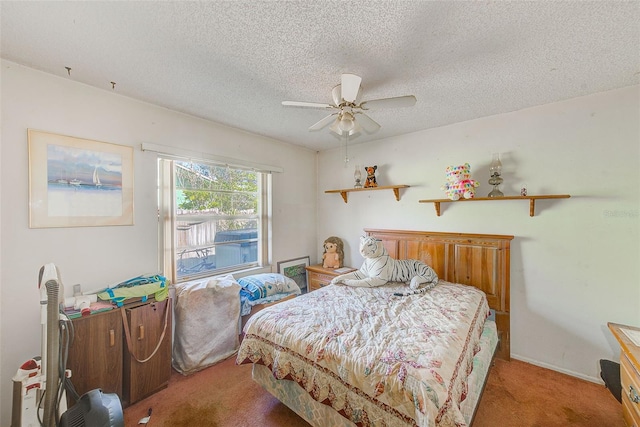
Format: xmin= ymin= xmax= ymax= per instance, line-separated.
xmin=609 ymin=322 xmax=640 ymax=426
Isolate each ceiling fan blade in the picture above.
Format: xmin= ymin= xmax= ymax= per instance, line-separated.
xmin=282 ymin=101 xmax=334 ymax=109
xmin=360 ymin=95 xmax=416 ymax=110
xmin=341 ymin=74 xmax=362 ymax=103
xmin=355 ymin=112 xmax=381 ymax=133
xmin=309 ymin=113 xmax=339 ymax=131
xmin=354 ymin=85 xmax=363 ymax=105
xmin=331 ymin=85 xmax=342 ymax=106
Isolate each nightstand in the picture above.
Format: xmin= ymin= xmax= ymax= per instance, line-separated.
xmin=608 ymin=322 xmax=640 ymax=427
xmin=305 ymin=264 xmax=356 ymax=292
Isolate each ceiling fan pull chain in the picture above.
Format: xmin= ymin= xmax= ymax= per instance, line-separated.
xmin=344 ymin=134 xmax=350 ymax=165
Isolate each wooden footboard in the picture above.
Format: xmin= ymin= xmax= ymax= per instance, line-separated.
xmin=364 ymin=229 xmax=514 ymax=361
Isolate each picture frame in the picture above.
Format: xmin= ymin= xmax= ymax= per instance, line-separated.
xmin=28 ymin=129 xmax=134 ymax=228
xmin=277 ymin=256 xmax=310 ymax=291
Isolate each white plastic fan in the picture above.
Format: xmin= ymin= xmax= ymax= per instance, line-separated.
xmin=282 ymin=74 xmax=416 ymax=136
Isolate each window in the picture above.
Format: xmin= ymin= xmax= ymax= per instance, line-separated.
xmin=158 ymin=158 xmax=270 ymax=283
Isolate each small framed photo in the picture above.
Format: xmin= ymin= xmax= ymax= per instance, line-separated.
xmin=28 ymin=129 xmax=134 ymax=228
xmin=277 ymin=256 xmax=310 ymax=291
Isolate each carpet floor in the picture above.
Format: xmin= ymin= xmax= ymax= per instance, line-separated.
xmin=123 ymin=356 xmax=624 ymax=427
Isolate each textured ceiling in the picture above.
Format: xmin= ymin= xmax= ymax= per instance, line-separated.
xmin=1 ymin=1 xmax=639 ymax=151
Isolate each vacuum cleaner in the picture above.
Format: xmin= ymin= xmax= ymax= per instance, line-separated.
xmin=11 ymin=263 xmax=124 ymax=427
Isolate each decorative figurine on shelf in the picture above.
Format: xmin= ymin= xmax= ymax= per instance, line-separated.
xmin=322 ymin=236 xmax=344 ymax=269
xmin=441 ymin=163 xmax=479 ymax=200
xmin=353 ymin=165 xmax=363 ymax=189
xmin=364 ymin=165 xmax=378 ymax=188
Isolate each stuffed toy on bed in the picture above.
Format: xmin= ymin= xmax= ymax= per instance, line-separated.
xmin=330 ymin=236 xmax=438 ymax=294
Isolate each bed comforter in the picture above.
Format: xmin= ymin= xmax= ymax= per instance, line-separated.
xmin=237 ymin=281 xmax=491 ymax=427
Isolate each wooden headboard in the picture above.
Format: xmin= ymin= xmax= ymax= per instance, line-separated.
xmin=365 ymin=229 xmax=514 ymax=361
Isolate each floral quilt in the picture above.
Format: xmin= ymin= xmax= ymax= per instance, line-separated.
xmin=237 ymin=281 xmax=490 ymax=427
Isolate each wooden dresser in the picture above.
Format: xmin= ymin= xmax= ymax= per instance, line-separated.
xmin=66 ymin=309 xmax=123 ymax=402
xmin=609 ymin=322 xmax=640 ymax=426
xmin=122 ymin=299 xmax=172 ymax=406
xmin=305 ymin=264 xmax=356 ymax=292
xmin=66 ymin=298 xmax=172 ymax=407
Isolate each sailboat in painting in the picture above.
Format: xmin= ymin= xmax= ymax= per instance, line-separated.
xmin=93 ymin=166 xmax=102 ymax=188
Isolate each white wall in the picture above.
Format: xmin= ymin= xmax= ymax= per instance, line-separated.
xmin=0 ymin=60 xmax=317 ymax=424
xmin=317 ymin=85 xmax=640 ymax=383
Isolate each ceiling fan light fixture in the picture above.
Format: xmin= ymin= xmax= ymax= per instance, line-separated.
xmin=338 ymin=112 xmax=355 ymax=132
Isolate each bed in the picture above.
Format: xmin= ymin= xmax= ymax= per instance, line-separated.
xmin=237 ymin=229 xmax=513 ymax=427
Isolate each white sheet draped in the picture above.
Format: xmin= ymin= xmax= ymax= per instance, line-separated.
xmin=172 ymin=274 xmax=241 ymax=375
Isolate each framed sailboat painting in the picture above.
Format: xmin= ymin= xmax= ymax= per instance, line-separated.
xmin=28 ymin=130 xmax=134 ymax=228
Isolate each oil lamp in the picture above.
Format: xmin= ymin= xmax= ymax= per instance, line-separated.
xmin=488 ymin=153 xmax=504 ymax=197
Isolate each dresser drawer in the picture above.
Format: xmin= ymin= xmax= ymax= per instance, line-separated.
xmin=313 ymin=272 xmax=336 ymax=284
xmin=308 ymin=274 xmax=331 ymax=291
xmin=621 ymin=353 xmax=640 ymax=426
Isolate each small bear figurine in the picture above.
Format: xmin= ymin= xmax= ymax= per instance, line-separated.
xmin=364 ymin=165 xmax=378 ymax=188
xmin=441 ymin=163 xmax=479 ymax=200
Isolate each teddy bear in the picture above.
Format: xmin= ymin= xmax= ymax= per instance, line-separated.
xmin=364 ymin=165 xmax=378 ymax=188
xmin=441 ymin=163 xmax=479 ymax=200
xmin=322 ymin=236 xmax=344 ymax=269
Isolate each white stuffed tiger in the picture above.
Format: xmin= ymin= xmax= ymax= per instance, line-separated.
xmin=330 ymin=236 xmax=439 ymax=294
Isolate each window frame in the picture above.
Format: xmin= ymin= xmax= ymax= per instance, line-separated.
xmin=158 ymin=157 xmax=271 ymax=284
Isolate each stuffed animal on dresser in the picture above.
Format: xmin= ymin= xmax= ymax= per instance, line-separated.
xmin=322 ymin=236 xmax=344 ymax=269
xmin=364 ymin=165 xmax=378 ymax=188
xmin=441 ymin=163 xmax=479 ymax=200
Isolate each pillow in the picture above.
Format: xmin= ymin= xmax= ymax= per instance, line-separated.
xmin=237 ymin=273 xmax=301 ymax=300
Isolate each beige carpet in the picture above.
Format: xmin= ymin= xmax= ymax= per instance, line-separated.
xmin=473 ymin=359 xmax=624 ymax=427
xmin=123 ymin=356 xmax=624 ymax=426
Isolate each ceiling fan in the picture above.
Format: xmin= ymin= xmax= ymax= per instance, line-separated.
xmin=282 ymin=74 xmax=416 ymax=136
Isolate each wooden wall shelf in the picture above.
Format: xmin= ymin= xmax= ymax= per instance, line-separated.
xmin=325 ymin=185 xmax=410 ymax=203
xmin=419 ymin=194 xmax=571 ymax=216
